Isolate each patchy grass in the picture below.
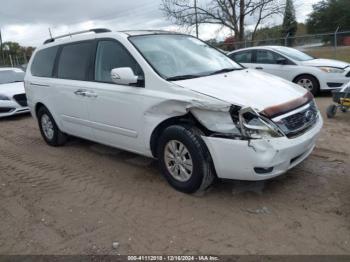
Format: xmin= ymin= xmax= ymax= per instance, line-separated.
xmin=304 ymin=46 xmax=350 ymax=62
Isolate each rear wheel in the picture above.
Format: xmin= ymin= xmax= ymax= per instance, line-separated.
xmin=157 ymin=125 xmax=215 ymax=194
xmin=37 ymin=106 xmax=67 ymax=146
xmin=294 ymin=75 xmax=319 ymax=96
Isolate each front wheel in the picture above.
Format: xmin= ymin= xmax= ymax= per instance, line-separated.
xmin=157 ymin=125 xmax=215 ymax=194
xmin=294 ymin=75 xmax=320 ymax=96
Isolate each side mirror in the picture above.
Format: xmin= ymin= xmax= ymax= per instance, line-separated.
xmin=110 ymin=67 xmax=138 ymax=85
xmin=276 ymin=58 xmax=288 ymax=65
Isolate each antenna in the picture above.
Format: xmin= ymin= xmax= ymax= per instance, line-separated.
xmin=48 ymin=28 xmax=53 ymax=39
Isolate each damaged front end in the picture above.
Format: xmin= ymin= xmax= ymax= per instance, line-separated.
xmin=194 ymin=102 xmax=322 ymax=180
xmin=191 ymin=91 xmax=318 ymax=141
xmin=190 ymin=94 xmax=322 ymax=180
xmin=191 ymin=105 xmax=285 ymax=141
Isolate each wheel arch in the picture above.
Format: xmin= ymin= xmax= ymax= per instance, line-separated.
xmin=35 ymin=102 xmax=47 ymax=118
xmin=149 ymin=112 xmax=208 ymax=158
xmin=34 ymin=102 xmax=62 ymax=129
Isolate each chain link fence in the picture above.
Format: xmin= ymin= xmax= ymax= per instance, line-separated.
xmin=216 ymin=30 xmax=350 ymax=62
xmin=0 ymin=51 xmax=28 ymax=69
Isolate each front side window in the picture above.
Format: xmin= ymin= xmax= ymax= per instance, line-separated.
xmin=129 ymin=34 xmax=242 ymax=80
xmin=57 ymin=42 xmax=93 ymax=80
xmin=230 ymin=51 xmax=252 ymax=63
xmin=94 ymin=40 xmax=143 ymax=83
xmin=256 ymin=50 xmax=285 ymax=64
xmin=31 ymin=46 xmax=58 ymax=77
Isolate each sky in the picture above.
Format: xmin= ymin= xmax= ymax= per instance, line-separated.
xmin=0 ymin=0 xmax=321 ymax=47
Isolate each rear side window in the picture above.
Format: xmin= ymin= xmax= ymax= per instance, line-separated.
xmin=94 ymin=40 xmax=143 ymax=83
xmin=31 ymin=46 xmax=58 ymax=77
xmin=57 ymin=42 xmax=93 ymax=81
xmin=230 ymin=51 xmax=252 ymax=63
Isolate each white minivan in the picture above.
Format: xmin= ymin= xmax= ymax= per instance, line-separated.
xmin=25 ymin=29 xmax=323 ymax=193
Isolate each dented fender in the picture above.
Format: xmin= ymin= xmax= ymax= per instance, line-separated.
xmin=141 ymin=89 xmax=232 ymax=155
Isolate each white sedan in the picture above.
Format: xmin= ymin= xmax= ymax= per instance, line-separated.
xmin=228 ymin=46 xmax=350 ymax=95
xmin=0 ymin=68 xmax=30 ymax=118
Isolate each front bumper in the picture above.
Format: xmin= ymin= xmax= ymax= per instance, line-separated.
xmin=319 ymin=72 xmax=350 ymax=90
xmin=202 ymin=114 xmax=323 ymax=181
xmin=0 ymin=100 xmax=30 ymax=118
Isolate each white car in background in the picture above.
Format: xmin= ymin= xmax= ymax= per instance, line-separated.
xmin=0 ymin=68 xmax=30 ymax=118
xmin=228 ymin=46 xmax=350 ymax=95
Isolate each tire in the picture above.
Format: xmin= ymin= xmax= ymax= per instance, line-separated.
xmin=37 ymin=106 xmax=67 ymax=146
xmin=294 ymin=75 xmax=320 ymax=96
xmin=326 ymin=104 xmax=337 ymax=119
xmin=157 ymin=125 xmax=215 ymax=194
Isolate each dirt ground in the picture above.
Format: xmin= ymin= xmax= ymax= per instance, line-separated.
xmin=0 ymin=96 xmax=349 ymax=255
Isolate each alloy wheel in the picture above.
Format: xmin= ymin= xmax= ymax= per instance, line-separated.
xmin=297 ymin=78 xmax=314 ymax=91
xmin=41 ymin=114 xmax=54 ymax=140
xmin=164 ymin=140 xmax=193 ymax=182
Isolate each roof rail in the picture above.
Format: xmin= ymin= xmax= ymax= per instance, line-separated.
xmin=43 ymin=28 xmax=111 ymax=44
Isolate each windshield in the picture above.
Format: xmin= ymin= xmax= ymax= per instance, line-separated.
xmin=273 ymin=47 xmax=314 ymax=61
xmin=0 ymin=69 xmax=25 ymax=85
xmin=129 ymin=34 xmax=242 ymax=80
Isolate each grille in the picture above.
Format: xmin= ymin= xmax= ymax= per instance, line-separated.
xmin=275 ymin=101 xmax=318 ymax=138
xmin=0 ymin=107 xmax=15 ymax=113
xmin=13 ymin=94 xmax=27 ymax=107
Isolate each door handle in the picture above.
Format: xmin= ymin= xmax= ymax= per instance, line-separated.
xmin=74 ymin=89 xmax=98 ymax=98
xmin=74 ymin=89 xmax=87 ymax=96
xmin=255 ymin=67 xmax=264 ymax=70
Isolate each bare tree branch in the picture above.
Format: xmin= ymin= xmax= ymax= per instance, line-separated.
xmin=161 ymin=0 xmax=284 ymax=41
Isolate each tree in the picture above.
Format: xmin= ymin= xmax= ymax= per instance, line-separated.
xmin=282 ymin=0 xmax=297 ymax=37
xmin=307 ymin=0 xmax=350 ymax=33
xmin=161 ymin=0 xmax=284 ymax=41
xmin=1 ymin=41 xmax=35 ymax=66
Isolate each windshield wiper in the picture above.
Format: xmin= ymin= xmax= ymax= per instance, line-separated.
xmin=166 ymin=74 xmax=202 ymax=81
xmin=166 ymin=68 xmax=241 ymax=81
xmin=209 ymin=68 xmax=241 ymax=75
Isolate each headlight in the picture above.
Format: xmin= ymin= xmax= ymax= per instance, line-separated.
xmin=0 ymin=94 xmax=10 ymax=100
xmin=191 ymin=107 xmax=283 ymax=139
xmin=191 ymin=108 xmax=240 ymax=135
xmin=319 ymin=67 xmax=344 ymax=74
xmin=239 ymin=107 xmax=283 ymax=139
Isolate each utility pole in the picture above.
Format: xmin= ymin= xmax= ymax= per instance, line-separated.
xmin=194 ymin=0 xmax=199 ymax=38
xmin=334 ymin=26 xmax=340 ymax=58
xmin=0 ymin=28 xmax=4 ymax=65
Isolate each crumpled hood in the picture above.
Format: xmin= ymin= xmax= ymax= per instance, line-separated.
xmin=174 ymin=69 xmax=307 ymax=111
xmin=0 ymin=82 xmax=25 ymax=97
xmin=300 ymin=58 xmax=350 ymax=69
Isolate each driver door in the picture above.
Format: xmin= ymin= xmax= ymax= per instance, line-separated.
xmin=87 ymin=39 xmax=146 ymax=153
xmin=252 ymin=50 xmax=295 ymax=80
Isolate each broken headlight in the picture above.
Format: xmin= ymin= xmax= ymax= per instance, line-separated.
xmin=238 ymin=107 xmax=284 ymax=139
xmin=191 ymin=108 xmax=241 ymax=135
